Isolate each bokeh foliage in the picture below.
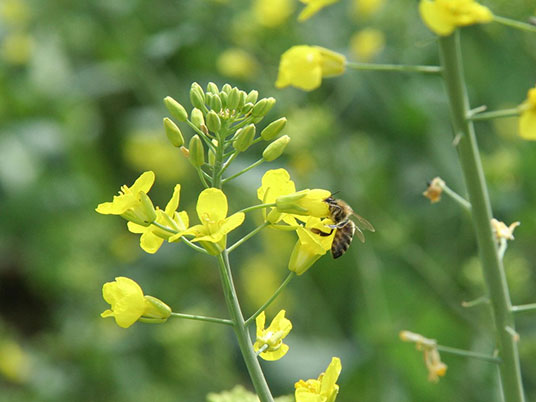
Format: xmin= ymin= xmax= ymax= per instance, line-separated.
xmin=1 ymin=0 xmax=535 ymax=401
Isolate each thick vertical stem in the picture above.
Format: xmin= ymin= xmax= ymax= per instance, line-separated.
xmin=217 ymin=251 xmax=274 ymax=402
xmin=438 ymin=32 xmax=525 ymax=402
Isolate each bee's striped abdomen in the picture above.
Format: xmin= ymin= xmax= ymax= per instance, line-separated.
xmin=331 ymin=221 xmax=356 ymax=259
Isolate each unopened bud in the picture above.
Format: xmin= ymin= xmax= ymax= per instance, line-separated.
xmin=189 ymin=135 xmax=205 ymax=167
xmin=206 ymin=110 xmax=221 ymax=133
xmin=207 ymin=82 xmax=219 ymax=94
xmin=252 ymin=97 xmax=276 ymax=117
xmin=262 ymin=135 xmax=290 ymax=161
xmin=207 ymin=93 xmax=222 ymax=112
xmin=220 ymin=92 xmax=228 ymax=109
xmin=261 ymin=117 xmax=287 ymax=141
xmin=163 ymin=117 xmax=184 ymax=147
xmin=233 ymin=124 xmax=256 ymax=152
xmin=221 ymin=83 xmax=232 ymax=94
xmin=227 ymin=87 xmax=240 ymax=110
xmin=246 ymin=90 xmax=259 ymax=104
xmin=164 ymin=96 xmax=188 ymax=122
xmin=191 ymin=108 xmax=205 ymax=129
xmin=242 ymin=102 xmax=254 ymax=114
xmin=190 ymin=82 xmax=205 ymax=110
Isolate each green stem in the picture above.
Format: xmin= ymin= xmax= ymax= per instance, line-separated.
xmin=196 ymin=166 xmax=211 ymax=188
xmin=222 ymin=158 xmax=264 ymax=184
xmin=220 ymin=151 xmax=240 ymax=177
xmin=228 ymin=222 xmax=270 ymax=253
xmin=441 ymin=182 xmax=471 ymax=212
xmin=185 ymin=120 xmax=216 ymax=152
xmin=468 ymin=107 xmax=520 ymax=121
xmin=212 ymin=135 xmax=226 ymax=188
xmin=346 ymin=61 xmax=442 ymax=74
xmin=150 ymin=222 xmax=209 ymax=254
xmin=217 ymin=252 xmax=274 ymax=402
xmin=170 ymin=312 xmax=233 ymax=326
xmin=438 ymin=32 xmax=525 ymax=402
xmin=511 ymin=303 xmax=536 ymax=313
xmin=236 ymin=203 xmax=277 ymax=215
xmin=245 ymin=272 xmax=295 ymax=327
xmin=436 ymin=344 xmax=500 ymax=364
xmin=493 ymin=15 xmax=536 ymax=34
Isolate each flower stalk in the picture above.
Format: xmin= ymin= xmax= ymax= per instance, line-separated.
xmin=438 ymin=31 xmax=525 ymax=402
xmin=346 ymin=61 xmax=442 ymax=74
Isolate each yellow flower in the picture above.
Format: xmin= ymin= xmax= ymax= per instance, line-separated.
xmin=423 ymin=177 xmax=445 ymax=203
xmin=298 ymin=0 xmax=339 ymax=21
xmin=253 ymin=310 xmax=293 ymax=361
xmin=275 ymin=45 xmax=346 ymax=91
xmin=101 ymin=277 xmax=171 ymax=328
xmin=519 ymin=86 xmax=536 ymax=140
xmin=288 ymin=216 xmax=336 ymax=275
xmin=349 ymin=28 xmax=385 ymax=62
xmin=127 ymin=184 xmax=189 ymax=254
xmin=170 ymin=188 xmax=245 ymax=254
xmin=257 ymin=169 xmax=330 ymax=223
xmin=96 ymin=171 xmax=157 ymax=226
xmin=295 ymin=357 xmax=342 ymax=402
xmin=1 ymin=31 xmax=33 ymax=65
xmin=253 ymin=0 xmax=294 ymax=27
xmin=399 ymin=330 xmax=448 ymax=382
xmin=216 ymin=48 xmax=259 ymax=80
xmin=353 ymin=0 xmax=385 ymax=19
xmin=419 ymin=0 xmax=493 ymax=36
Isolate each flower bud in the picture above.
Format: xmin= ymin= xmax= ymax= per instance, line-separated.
xmin=261 ymin=117 xmax=287 ymax=141
xmin=189 ymin=135 xmax=205 ymax=167
xmin=206 ymin=110 xmax=221 ymax=133
xmin=206 ymin=81 xmax=219 ymax=94
xmin=220 ymin=92 xmax=228 ymax=109
xmin=207 ymin=93 xmax=222 ymax=112
xmin=140 ymin=295 xmax=172 ymax=323
xmin=246 ymin=90 xmax=259 ymax=104
xmin=227 ymin=87 xmax=241 ymax=110
xmin=237 ymin=90 xmax=247 ymax=111
xmin=164 ymin=96 xmax=188 ymax=122
xmin=163 ymin=117 xmax=184 ymax=147
xmin=275 ymin=190 xmax=309 ymax=214
xmin=262 ymin=135 xmax=290 ymax=161
xmin=241 ymin=102 xmax=254 ymax=114
xmin=233 ymin=124 xmax=256 ymax=152
xmin=191 ymin=108 xmax=205 ymax=129
xmin=252 ymin=97 xmax=276 ymax=117
xmin=221 ymin=83 xmax=232 ymax=94
xmin=190 ymin=82 xmax=205 ymax=110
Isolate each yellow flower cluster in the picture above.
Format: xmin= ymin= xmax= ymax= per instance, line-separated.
xmin=520 ymin=86 xmax=536 ymax=140
xmin=295 ymin=357 xmax=342 ymax=401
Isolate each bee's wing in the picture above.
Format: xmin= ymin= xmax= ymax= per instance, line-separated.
xmin=354 ymin=226 xmax=366 ymax=243
xmin=353 ymin=213 xmax=375 ymax=232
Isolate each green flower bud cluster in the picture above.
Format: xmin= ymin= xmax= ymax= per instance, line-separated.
xmin=163 ymin=82 xmax=291 ymax=185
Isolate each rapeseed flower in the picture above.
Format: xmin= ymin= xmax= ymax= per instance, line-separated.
xmin=170 ymin=188 xmax=244 ymax=254
xmin=419 ymin=0 xmax=493 ymax=36
xmin=253 ymin=310 xmax=292 ymax=360
xmin=127 ymin=184 xmax=189 ymax=254
xmin=519 ymin=86 xmax=536 ymax=140
xmin=275 ymin=45 xmax=345 ymax=91
xmin=101 ymin=277 xmax=171 ymax=328
xmin=96 ymin=171 xmax=157 ymax=226
xmin=295 ymin=357 xmax=342 ymax=402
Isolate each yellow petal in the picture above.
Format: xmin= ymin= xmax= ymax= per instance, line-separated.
xmin=164 ymin=184 xmax=181 ymax=216
xmin=260 ymin=344 xmax=290 ymax=361
xmin=220 ymin=212 xmax=245 ymax=235
xmin=257 ymin=169 xmax=296 ymax=203
xmin=320 ymin=357 xmax=342 ymax=398
xmin=275 ymin=46 xmax=323 ymax=91
xmin=419 ymin=0 xmax=455 ymax=36
xmin=130 ymin=171 xmax=156 ymax=194
xmin=102 ymin=277 xmax=146 ymax=328
xmin=256 ymin=311 xmax=266 ymax=338
xmin=139 ymin=231 xmax=165 ymax=254
xmin=127 ymin=221 xmax=147 ymax=234
xmin=196 ymin=188 xmax=228 ymax=223
xmin=271 ymin=310 xmax=292 ymax=337
xmin=519 ymin=109 xmax=536 ymax=140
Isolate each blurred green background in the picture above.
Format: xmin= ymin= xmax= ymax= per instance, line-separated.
xmin=1 ymin=0 xmax=535 ymax=401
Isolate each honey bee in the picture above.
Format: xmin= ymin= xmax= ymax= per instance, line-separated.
xmin=312 ymin=197 xmax=375 ymax=259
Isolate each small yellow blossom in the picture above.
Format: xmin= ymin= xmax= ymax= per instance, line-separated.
xmin=295 ymin=357 xmax=342 ymax=402
xmin=423 ymin=177 xmax=445 ymax=203
xmin=519 ymin=86 xmax=536 ymax=140
xmin=399 ymin=330 xmax=447 ymax=382
xmin=275 ymin=45 xmax=346 ymax=91
xmin=349 ymin=28 xmax=385 ymax=62
xmin=253 ymin=310 xmax=293 ymax=360
xmin=1 ymin=31 xmax=33 ymax=65
xmin=216 ymin=48 xmax=259 ymax=80
xmin=419 ymin=0 xmax=493 ymax=36
xmin=170 ymin=188 xmax=245 ymax=254
xmin=96 ymin=171 xmax=157 ymax=226
xmin=289 ymin=217 xmax=336 ymax=275
xmin=127 ymin=184 xmax=189 ymax=254
xmin=353 ymin=0 xmax=385 ymax=19
xmin=253 ymin=0 xmax=294 ymax=27
xmin=101 ymin=277 xmax=172 ymax=328
xmin=257 ymin=169 xmax=330 ymax=223
xmin=491 ymin=218 xmax=520 ymax=242
xmin=298 ymin=0 xmax=339 ymax=21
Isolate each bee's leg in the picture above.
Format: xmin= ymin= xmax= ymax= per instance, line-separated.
xmin=311 ymin=228 xmax=333 ymax=237
xmin=327 ymin=219 xmax=350 ymax=229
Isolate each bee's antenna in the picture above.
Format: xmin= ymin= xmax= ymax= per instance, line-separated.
xmin=331 ymin=190 xmax=341 ymax=197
